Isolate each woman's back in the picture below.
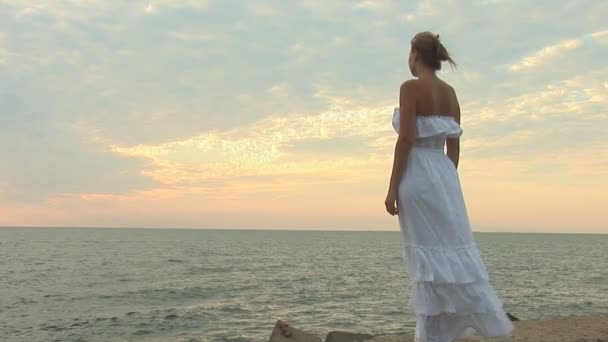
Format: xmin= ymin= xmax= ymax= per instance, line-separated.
xmin=411 ymin=78 xmax=460 ymax=120
xmin=410 ymin=77 xmax=462 ymax=170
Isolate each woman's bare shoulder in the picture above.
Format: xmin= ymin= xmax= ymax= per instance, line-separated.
xmin=399 ymin=79 xmax=422 ymax=94
xmin=438 ymin=78 xmax=455 ymax=92
xmin=400 ymin=78 xmax=420 ymax=87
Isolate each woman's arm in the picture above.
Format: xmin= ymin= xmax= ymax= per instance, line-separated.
xmin=446 ymin=137 xmax=459 ymax=169
xmin=385 ymin=81 xmax=417 ymax=215
xmin=446 ymin=88 xmax=461 ymax=169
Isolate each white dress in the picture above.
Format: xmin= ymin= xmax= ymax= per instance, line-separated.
xmin=392 ymin=108 xmax=513 ymax=342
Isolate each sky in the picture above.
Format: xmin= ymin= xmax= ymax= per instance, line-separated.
xmin=0 ymin=0 xmax=607 ymax=233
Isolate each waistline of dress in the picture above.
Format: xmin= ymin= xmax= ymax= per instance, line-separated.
xmin=412 ymin=146 xmax=445 ymax=154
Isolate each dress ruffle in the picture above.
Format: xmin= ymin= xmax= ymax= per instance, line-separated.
xmin=403 ymin=244 xmax=514 ymax=340
xmin=415 ymin=311 xmax=513 ymax=342
xmin=410 ymin=280 xmax=504 ymax=315
xmin=392 ymin=107 xmax=463 ymax=138
xmin=403 ymin=244 xmax=489 ymax=283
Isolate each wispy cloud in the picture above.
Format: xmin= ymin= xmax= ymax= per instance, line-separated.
xmin=510 ymin=29 xmax=608 ymax=72
xmin=169 ymin=30 xmax=220 ymax=41
xmin=248 ymin=2 xmax=280 ymax=16
xmin=510 ymin=39 xmax=582 ymax=71
xmin=355 ymin=0 xmax=394 ymax=11
xmin=591 ymin=29 xmax=608 ymax=40
xmin=0 ymin=32 xmax=9 ymax=64
xmin=144 ymin=0 xmax=208 ymax=14
xmin=464 ymin=69 xmax=608 ymax=127
xmin=103 ymin=98 xmax=393 ymax=186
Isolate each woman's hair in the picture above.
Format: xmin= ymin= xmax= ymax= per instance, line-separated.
xmin=410 ymin=32 xmax=456 ymax=70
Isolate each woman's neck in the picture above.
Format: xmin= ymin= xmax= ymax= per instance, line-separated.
xmin=416 ymin=67 xmax=437 ymax=80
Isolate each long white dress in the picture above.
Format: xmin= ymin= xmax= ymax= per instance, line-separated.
xmin=392 ymin=108 xmax=513 ymax=342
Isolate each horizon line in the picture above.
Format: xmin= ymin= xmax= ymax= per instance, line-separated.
xmin=0 ymin=226 xmax=606 ymax=235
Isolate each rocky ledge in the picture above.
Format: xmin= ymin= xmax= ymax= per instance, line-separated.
xmin=269 ymin=313 xmax=608 ymax=342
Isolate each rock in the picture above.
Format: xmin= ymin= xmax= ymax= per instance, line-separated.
xmin=325 ymin=331 xmax=374 ymax=342
xmin=367 ymin=334 xmax=413 ymax=342
xmin=506 ymin=312 xmax=520 ymax=321
xmin=268 ymin=320 xmax=322 ymax=342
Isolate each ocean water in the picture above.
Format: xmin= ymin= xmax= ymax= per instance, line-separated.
xmin=1 ymin=228 xmax=607 ymax=342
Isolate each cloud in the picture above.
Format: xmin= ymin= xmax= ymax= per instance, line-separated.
xmin=100 ymin=97 xmax=393 ymax=186
xmin=144 ymin=0 xmax=208 ymax=14
xmin=416 ymin=0 xmax=438 ymax=16
xmin=169 ymin=30 xmax=220 ymax=41
xmin=267 ymin=83 xmax=289 ymax=97
xmin=248 ymin=2 xmax=280 ymax=16
xmin=510 ymin=29 xmax=608 ymax=72
xmin=0 ymin=32 xmax=8 ymax=64
xmin=355 ymin=0 xmax=394 ymax=11
xmin=462 ymin=68 xmax=608 ymax=129
xmin=591 ymin=29 xmax=608 ymax=41
xmin=2 ymin=1 xmax=103 ymax=14
xmin=510 ymin=39 xmax=582 ymax=71
xmin=401 ymin=13 xmax=416 ymax=22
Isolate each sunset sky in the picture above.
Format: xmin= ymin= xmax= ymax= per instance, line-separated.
xmin=1 ymin=0 xmax=607 ymax=233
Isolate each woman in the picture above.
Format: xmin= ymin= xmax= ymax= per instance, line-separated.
xmin=385 ymin=32 xmax=513 ymax=341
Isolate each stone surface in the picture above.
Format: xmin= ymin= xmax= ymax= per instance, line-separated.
xmin=268 ymin=320 xmax=322 ymax=342
xmin=366 ymin=314 xmax=608 ymax=342
xmin=268 ymin=314 xmax=608 ymax=342
xmin=325 ymin=331 xmax=375 ymax=342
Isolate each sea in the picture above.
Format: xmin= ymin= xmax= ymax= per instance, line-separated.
xmin=1 ymin=227 xmax=607 ymax=342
